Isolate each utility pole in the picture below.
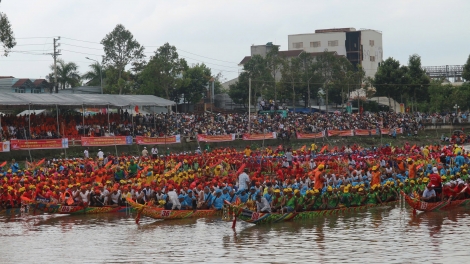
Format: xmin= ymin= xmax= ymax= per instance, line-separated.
xmin=53 ymin=37 xmax=61 ymax=93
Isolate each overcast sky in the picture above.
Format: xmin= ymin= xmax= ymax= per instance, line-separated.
xmin=0 ymin=0 xmax=469 ymax=83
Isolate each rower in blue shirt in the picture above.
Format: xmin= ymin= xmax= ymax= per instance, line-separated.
xmin=238 ymin=189 xmax=248 ymax=203
xmin=211 ymin=189 xmax=224 ymax=210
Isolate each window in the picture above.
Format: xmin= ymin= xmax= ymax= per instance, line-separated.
xmin=369 ymin=40 xmax=375 ymax=46
xmin=310 ymin=41 xmax=321 ymax=48
xmin=370 ymin=56 xmax=375 ymax=62
xmin=293 ymin=42 xmax=303 ymax=49
xmin=15 ymin=88 xmax=25 ymax=93
xmin=32 ymin=89 xmax=41 ymax=94
xmin=328 ymin=40 xmax=338 ymax=47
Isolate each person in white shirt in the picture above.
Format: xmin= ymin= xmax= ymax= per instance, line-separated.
xmin=151 ymin=146 xmax=158 ymax=159
xmin=167 ymin=187 xmax=181 ymax=210
xmin=256 ymin=194 xmax=271 ymax=213
xmin=84 ymin=148 xmax=89 ymax=159
xmin=142 ymin=147 xmax=148 ymax=157
xmin=238 ymin=168 xmax=250 ymax=191
xmin=97 ymin=149 xmax=104 ymax=160
xmin=422 ymin=184 xmax=436 ymax=202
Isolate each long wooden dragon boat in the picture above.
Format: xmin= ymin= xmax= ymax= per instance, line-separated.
xmin=22 ymin=197 xmax=134 ymax=215
xmin=401 ymin=191 xmax=470 ymax=212
xmin=226 ymin=200 xmax=398 ymax=225
xmin=126 ymin=198 xmax=222 ymax=223
xmin=0 ymin=206 xmax=30 ymax=216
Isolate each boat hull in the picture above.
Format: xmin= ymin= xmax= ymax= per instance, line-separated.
xmin=127 ymin=198 xmax=221 ymax=220
xmin=230 ymin=201 xmax=398 ymax=225
xmin=401 ymin=191 xmax=470 ymax=212
xmin=32 ymin=202 xmax=134 ymax=215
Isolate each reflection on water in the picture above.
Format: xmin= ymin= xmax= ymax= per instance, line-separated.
xmin=1 ymin=203 xmax=470 ymax=263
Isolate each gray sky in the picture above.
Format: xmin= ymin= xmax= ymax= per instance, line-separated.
xmin=0 ymin=0 xmax=469 ymax=83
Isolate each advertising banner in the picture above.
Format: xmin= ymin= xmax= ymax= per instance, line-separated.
xmin=135 ymin=135 xmax=181 ymax=145
xmin=296 ymin=131 xmax=325 ymax=139
xmin=354 ymin=129 xmax=372 ymax=136
xmin=80 ymin=136 xmax=133 ymax=146
xmin=1 ymin=141 xmax=10 ymax=152
xmin=10 ymin=138 xmax=68 ymax=150
xmin=327 ymin=130 xmax=354 ymax=137
xmin=242 ymin=132 xmax=277 ymax=141
xmin=196 ymin=134 xmax=235 ymax=142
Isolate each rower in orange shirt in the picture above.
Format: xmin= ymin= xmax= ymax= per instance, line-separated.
xmin=371 ymin=166 xmax=381 ymax=187
xmin=314 ymin=164 xmax=325 ymax=191
xmin=407 ymin=158 xmax=417 ymax=179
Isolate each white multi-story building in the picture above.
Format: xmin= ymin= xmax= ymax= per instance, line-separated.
xmin=288 ymin=28 xmax=383 ymax=78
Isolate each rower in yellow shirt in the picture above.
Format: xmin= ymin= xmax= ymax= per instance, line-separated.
xmin=422 ymin=146 xmax=429 ymax=158
xmin=244 ymin=146 xmax=252 ymax=157
xmin=310 ymin=143 xmax=318 ymax=153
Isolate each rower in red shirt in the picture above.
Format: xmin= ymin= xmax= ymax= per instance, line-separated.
xmin=428 ymin=167 xmax=442 ymax=198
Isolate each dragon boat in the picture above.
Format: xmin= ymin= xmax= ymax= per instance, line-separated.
xmin=401 ymin=191 xmax=470 ymax=212
xmin=0 ymin=206 xmax=30 ymax=216
xmin=126 ymin=198 xmax=222 ymax=223
xmin=22 ymin=197 xmax=134 ymax=215
xmin=225 ymin=200 xmax=398 ymax=225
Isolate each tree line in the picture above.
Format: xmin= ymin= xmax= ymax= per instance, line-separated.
xmin=45 ymin=24 xmax=225 ymax=105
xmin=229 ymin=45 xmax=470 ymax=113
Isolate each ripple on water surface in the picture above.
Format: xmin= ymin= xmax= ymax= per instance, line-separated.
xmin=1 ymin=203 xmax=470 ymax=263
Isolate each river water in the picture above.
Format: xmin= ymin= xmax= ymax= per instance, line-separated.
xmin=1 ymin=200 xmax=469 ymax=264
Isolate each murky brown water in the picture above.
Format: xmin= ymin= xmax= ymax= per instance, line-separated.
xmin=1 ymin=200 xmax=470 ymax=263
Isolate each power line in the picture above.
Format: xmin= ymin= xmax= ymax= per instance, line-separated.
xmin=61 ymin=43 xmax=103 ymax=50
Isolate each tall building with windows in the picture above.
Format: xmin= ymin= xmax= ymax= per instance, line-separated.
xmin=288 ymin=28 xmax=383 ymax=78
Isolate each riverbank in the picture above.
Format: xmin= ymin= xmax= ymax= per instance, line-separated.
xmin=0 ymin=125 xmax=458 ymax=161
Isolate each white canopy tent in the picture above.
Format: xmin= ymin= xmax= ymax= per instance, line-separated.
xmin=0 ymin=93 xmax=176 ymax=108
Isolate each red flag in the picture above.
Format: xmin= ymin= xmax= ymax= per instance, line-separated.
xmin=320 ymin=145 xmax=328 ymax=153
xmin=134 ymin=105 xmax=139 ymax=113
xmin=237 ymin=163 xmax=246 ymax=174
xmin=0 ymin=161 xmax=6 ymax=167
xmin=105 ymin=160 xmax=113 ymax=168
xmin=36 ymin=158 xmax=46 ymax=167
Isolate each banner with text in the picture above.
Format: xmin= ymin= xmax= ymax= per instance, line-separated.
xmin=1 ymin=141 xmax=10 ymax=152
xmin=327 ymin=130 xmax=354 ymax=137
xmin=197 ymin=134 xmax=235 ymax=142
xmin=296 ymin=131 xmax=325 ymax=139
xmin=81 ymin=136 xmax=133 ymax=146
xmin=10 ymin=138 xmax=68 ymax=150
xmin=242 ymin=132 xmax=277 ymax=141
xmin=354 ymin=129 xmax=373 ymax=136
xmin=135 ymin=135 xmax=181 ymax=145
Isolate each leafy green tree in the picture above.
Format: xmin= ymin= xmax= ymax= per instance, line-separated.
xmin=228 ymin=71 xmax=250 ymax=108
xmin=48 ymin=59 xmax=81 ymax=89
xmin=373 ymin=57 xmax=409 ymax=109
xmin=0 ymin=12 xmax=16 ymax=56
xmin=178 ymin=63 xmax=211 ymax=104
xmin=101 ymin=24 xmax=145 ymax=94
xmin=298 ymin=52 xmax=320 ymax=108
xmin=82 ymin=62 xmax=106 ymax=86
xmin=463 ymin=54 xmax=470 ymax=82
xmin=212 ymin=72 xmax=226 ymax=94
xmin=328 ymin=56 xmax=355 ymax=105
xmin=280 ymin=57 xmax=301 ymax=111
xmin=406 ymin=54 xmax=430 ymax=106
xmin=242 ymin=55 xmax=272 ymax=104
xmin=266 ymin=46 xmax=282 ymax=101
xmin=139 ymin=43 xmax=187 ymax=101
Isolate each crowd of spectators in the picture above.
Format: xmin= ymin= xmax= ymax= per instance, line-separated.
xmin=0 ymin=109 xmax=468 ymax=141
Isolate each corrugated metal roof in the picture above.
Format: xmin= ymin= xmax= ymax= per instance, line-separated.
xmin=0 ymin=93 xmax=176 ymax=107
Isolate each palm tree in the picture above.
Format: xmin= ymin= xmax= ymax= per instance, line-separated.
xmin=82 ymin=62 xmax=105 ymax=86
xmin=49 ymin=59 xmax=81 ymax=92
